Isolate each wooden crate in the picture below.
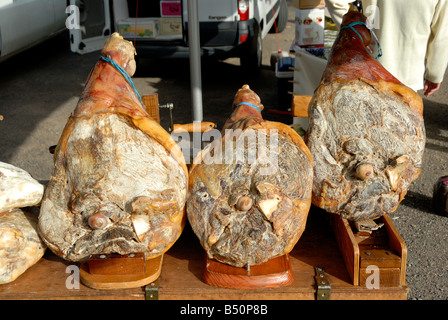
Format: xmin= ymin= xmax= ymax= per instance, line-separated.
xmin=142 ymin=94 xmax=160 ymax=123
xmin=0 ymin=208 xmax=408 ymax=300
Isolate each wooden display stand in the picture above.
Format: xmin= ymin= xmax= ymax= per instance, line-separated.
xmin=0 ymin=94 xmax=408 ymax=299
xmin=0 ymin=209 xmax=408 ymax=299
xmin=157 ymin=209 xmax=408 ymax=300
xmin=202 ymin=254 xmax=293 ymax=290
xmin=79 ymin=253 xmax=163 ymax=290
xmin=331 ymin=214 xmax=407 ymax=288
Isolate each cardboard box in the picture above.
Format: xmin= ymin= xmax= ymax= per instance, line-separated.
xmin=160 ymin=1 xmax=181 ymax=17
xmin=159 ymin=17 xmax=182 ymax=36
xmin=293 ymin=0 xmax=325 ymax=9
xmin=293 ymin=8 xmax=324 ymax=48
xmin=117 ymin=18 xmax=159 ymax=39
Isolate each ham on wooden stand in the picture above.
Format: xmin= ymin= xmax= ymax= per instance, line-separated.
xmin=187 ymin=85 xmax=313 ymax=268
xmin=305 ymin=9 xmax=426 ymax=222
xmin=38 ymin=33 xmax=188 ymax=262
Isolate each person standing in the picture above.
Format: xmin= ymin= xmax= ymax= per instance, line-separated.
xmin=325 ymin=0 xmax=448 ymax=97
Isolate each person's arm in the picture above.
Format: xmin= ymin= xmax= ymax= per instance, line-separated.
xmin=424 ymin=80 xmax=441 ymax=97
xmin=424 ymin=0 xmax=448 ymax=96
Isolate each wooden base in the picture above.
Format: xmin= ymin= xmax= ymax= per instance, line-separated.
xmin=0 ymin=209 xmax=408 ymax=299
xmin=80 ymin=254 xmax=163 ymax=290
xmin=331 ymin=214 xmax=407 ymax=287
xmin=202 ymin=254 xmax=293 ymax=290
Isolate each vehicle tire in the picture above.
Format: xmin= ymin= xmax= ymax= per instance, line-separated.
xmin=270 ymin=0 xmax=288 ymax=33
xmin=240 ymin=28 xmax=262 ymax=76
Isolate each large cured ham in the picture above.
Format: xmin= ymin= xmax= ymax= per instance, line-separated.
xmin=187 ymin=85 xmax=313 ymax=268
xmin=305 ymin=10 xmax=425 ymax=221
xmin=38 ymin=33 xmax=188 ymax=262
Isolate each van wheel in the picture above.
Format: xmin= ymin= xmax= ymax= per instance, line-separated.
xmin=240 ymin=30 xmax=262 ymax=76
xmin=270 ymin=0 xmax=288 ymax=33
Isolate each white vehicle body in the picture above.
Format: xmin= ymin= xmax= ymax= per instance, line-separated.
xmin=70 ymin=0 xmax=288 ymax=72
xmin=0 ymin=0 xmax=66 ymax=62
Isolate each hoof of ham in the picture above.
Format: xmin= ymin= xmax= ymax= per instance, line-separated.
xmin=38 ymin=33 xmax=188 ymax=262
xmin=187 ymin=85 xmax=313 ymax=268
xmin=305 ymin=11 xmax=425 ymax=221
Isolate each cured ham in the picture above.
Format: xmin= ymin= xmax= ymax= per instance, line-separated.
xmin=0 ymin=208 xmax=46 ymax=284
xmin=187 ymin=85 xmax=313 ymax=268
xmin=38 ymin=33 xmax=188 ymax=262
xmin=0 ymin=162 xmax=45 ymax=284
xmin=0 ymin=162 xmax=44 ymax=213
xmin=305 ymin=10 xmax=425 ymax=221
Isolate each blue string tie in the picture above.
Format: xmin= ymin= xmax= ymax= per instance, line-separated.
xmin=235 ymin=102 xmax=262 ymax=113
xmin=99 ymin=55 xmax=143 ymax=104
xmin=340 ymin=21 xmax=383 ymax=60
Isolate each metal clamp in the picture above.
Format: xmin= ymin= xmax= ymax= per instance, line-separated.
xmin=314 ymin=267 xmax=331 ymax=300
xmin=159 ymin=103 xmax=174 ymax=132
xmin=145 ymin=279 xmax=159 ymax=300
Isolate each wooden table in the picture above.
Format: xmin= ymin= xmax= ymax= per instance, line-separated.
xmin=0 ymin=209 xmax=408 ymax=300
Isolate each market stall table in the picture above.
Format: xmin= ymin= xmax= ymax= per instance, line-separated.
xmin=0 ymin=208 xmax=408 ymax=300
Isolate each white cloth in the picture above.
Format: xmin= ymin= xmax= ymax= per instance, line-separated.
xmin=293 ymin=48 xmax=328 ymax=95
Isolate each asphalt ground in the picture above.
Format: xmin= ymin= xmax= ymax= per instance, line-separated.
xmin=0 ymin=1 xmax=447 ymax=300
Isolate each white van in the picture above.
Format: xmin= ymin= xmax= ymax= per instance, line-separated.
xmin=0 ymin=0 xmax=66 ymax=62
xmin=69 ymin=0 xmax=288 ymax=73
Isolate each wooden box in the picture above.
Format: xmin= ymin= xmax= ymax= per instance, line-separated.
xmin=142 ymin=94 xmax=160 ymax=123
